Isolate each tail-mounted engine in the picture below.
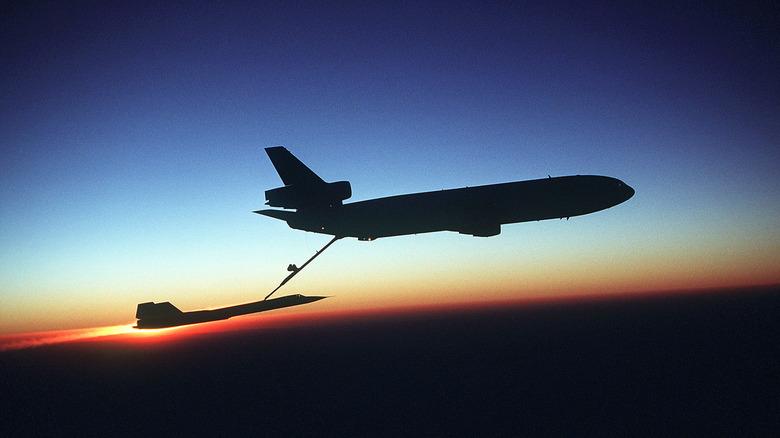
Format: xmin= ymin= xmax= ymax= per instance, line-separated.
xmin=265 ymin=180 xmax=351 ymax=210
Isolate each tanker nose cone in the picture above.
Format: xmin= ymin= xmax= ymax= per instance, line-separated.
xmin=611 ymin=178 xmax=634 ymax=203
xmin=622 ymin=182 xmax=635 ymax=202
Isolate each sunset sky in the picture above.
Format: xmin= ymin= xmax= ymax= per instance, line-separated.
xmin=1 ymin=1 xmax=777 ymax=335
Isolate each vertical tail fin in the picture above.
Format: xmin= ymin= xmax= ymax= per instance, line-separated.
xmin=135 ymin=302 xmax=183 ymax=319
xmin=265 ymin=146 xmax=324 ymax=186
xmin=262 ymin=147 xmax=351 ymax=210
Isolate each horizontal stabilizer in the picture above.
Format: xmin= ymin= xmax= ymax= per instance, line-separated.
xmin=254 ymin=209 xmax=297 ymax=221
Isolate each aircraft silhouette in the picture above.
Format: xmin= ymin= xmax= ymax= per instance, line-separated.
xmin=134 ymin=294 xmax=326 ymax=329
xmin=256 ymin=147 xmax=634 ymax=239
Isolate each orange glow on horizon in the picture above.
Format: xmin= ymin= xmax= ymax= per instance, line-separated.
xmin=0 ymin=324 xmax=137 ymax=352
xmin=2 ymin=284 xmax=774 ymax=353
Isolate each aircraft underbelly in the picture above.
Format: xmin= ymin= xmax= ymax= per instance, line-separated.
xmin=350 ymin=179 xmax=618 ymax=236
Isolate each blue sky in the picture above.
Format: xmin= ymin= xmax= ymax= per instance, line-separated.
xmin=1 ymin=1 xmax=777 ymax=334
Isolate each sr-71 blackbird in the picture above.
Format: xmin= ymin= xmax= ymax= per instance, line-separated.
xmin=134 ymin=294 xmax=326 ymax=329
xmin=256 ymin=146 xmax=634 ymax=239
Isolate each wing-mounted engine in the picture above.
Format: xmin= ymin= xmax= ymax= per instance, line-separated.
xmin=265 ymin=180 xmax=351 ymax=209
xmin=453 ymin=215 xmax=502 ymax=237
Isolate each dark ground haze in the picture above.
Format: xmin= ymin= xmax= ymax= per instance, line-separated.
xmin=2 ymin=286 xmax=777 ymax=436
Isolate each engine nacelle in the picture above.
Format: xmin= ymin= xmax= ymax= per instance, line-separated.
xmin=265 ymin=180 xmax=351 ymax=209
xmin=457 ymin=222 xmax=501 ymax=237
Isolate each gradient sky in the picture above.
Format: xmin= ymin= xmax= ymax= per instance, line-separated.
xmin=1 ymin=1 xmax=778 ymax=335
